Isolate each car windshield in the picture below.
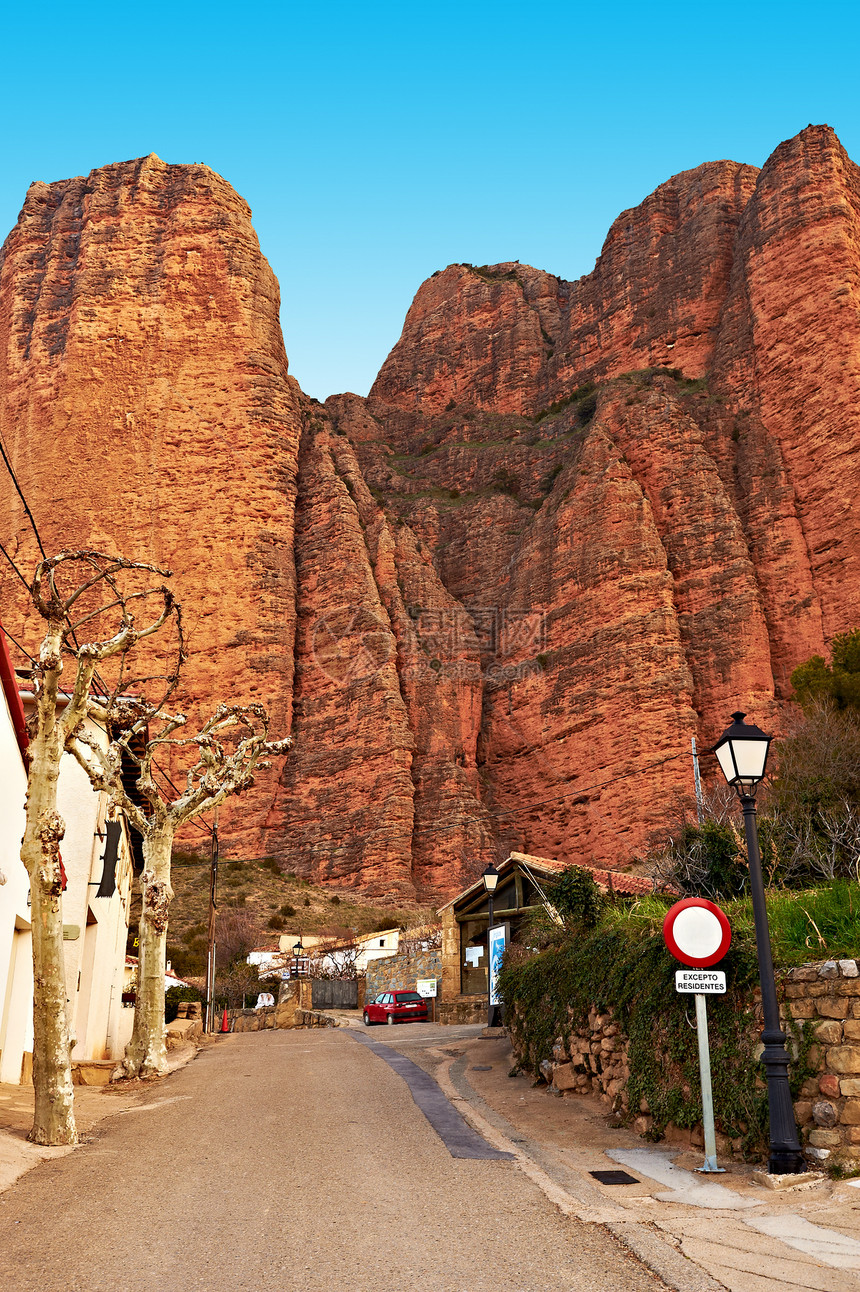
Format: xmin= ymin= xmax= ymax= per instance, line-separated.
xmin=395 ymin=992 xmax=423 ymax=1003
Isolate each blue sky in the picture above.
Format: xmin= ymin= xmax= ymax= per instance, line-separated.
xmin=1 ymin=2 xmax=859 ymax=400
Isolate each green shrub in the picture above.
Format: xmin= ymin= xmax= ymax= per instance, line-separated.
xmin=533 ymin=382 xmax=597 ymax=423
xmin=491 ymin=467 xmax=520 ymax=498
xmin=548 ymin=865 xmax=605 ymax=929
xmin=791 ymin=630 xmax=860 ymax=711
xmin=498 ymin=915 xmax=813 ymax=1158
xmin=279 ymin=903 xmax=296 ymax=918
xmin=165 ymin=984 xmax=204 ymax=1024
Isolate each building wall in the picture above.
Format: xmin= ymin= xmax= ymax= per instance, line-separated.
xmin=365 ymin=950 xmax=442 ymax=1002
xmin=55 ymin=719 xmax=134 ymax=1064
xmin=1 ymin=696 xmax=134 ymax=1081
xmin=0 ymin=679 xmax=32 ymax=1083
xmin=437 ymin=903 xmax=485 ymax=1024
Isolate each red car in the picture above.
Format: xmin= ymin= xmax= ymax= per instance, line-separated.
xmin=363 ymin=990 xmax=428 ymax=1026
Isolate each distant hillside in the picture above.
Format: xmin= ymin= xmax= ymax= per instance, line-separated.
xmin=162 ymin=850 xmax=437 ymax=979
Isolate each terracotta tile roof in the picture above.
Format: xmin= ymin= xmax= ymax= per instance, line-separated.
xmin=440 ymin=850 xmax=667 ymax=912
xmin=579 ymin=867 xmax=659 ymax=896
xmin=508 ymin=851 xmax=568 ymax=873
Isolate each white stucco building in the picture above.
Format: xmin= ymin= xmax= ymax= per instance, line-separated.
xmin=0 ymin=634 xmax=136 ymax=1083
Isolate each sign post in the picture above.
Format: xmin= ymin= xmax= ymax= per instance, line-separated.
xmin=663 ymin=898 xmax=732 ymax=1174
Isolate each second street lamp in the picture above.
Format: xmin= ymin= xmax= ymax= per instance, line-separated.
xmin=713 ymin=712 xmax=805 ymax=1174
xmin=482 ymin=862 xmax=499 ymax=1028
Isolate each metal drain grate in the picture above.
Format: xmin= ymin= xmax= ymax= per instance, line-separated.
xmin=589 ymin=1169 xmax=639 ymax=1186
xmin=471 ymin=1065 xmax=493 ymax=1071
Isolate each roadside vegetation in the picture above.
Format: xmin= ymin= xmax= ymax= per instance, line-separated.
xmin=500 ymin=632 xmax=860 ymax=1157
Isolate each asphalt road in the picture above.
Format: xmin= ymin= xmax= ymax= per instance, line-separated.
xmin=0 ymin=1029 xmax=667 ymax=1292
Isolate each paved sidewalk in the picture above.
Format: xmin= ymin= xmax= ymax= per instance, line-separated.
xmin=0 ymin=1040 xmax=199 ymax=1194
xmin=362 ymin=1021 xmax=860 ymax=1292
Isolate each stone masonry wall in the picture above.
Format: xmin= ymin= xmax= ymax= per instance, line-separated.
xmin=227 ymin=979 xmax=335 ymax=1031
xmin=536 ymin=959 xmax=860 ymax=1167
xmin=783 ymin=959 xmax=860 ymax=1166
xmin=366 ymin=951 xmax=442 ymax=1001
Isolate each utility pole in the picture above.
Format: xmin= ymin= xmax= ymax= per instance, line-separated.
xmin=204 ymin=813 xmax=219 ymax=1032
xmin=692 ymin=736 xmax=705 ymax=825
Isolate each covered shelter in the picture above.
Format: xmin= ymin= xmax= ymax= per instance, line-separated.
xmin=437 ymin=851 xmax=658 ymax=1024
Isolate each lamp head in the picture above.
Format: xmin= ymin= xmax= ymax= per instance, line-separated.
xmin=712 ymin=711 xmax=772 ymax=798
xmin=482 ymin=862 xmax=500 ymax=894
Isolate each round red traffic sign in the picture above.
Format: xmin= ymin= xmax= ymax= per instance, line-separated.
xmin=662 ymin=898 xmax=731 ymax=968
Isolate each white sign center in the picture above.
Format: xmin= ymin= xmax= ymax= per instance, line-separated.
xmin=671 ymin=905 xmax=725 ymax=960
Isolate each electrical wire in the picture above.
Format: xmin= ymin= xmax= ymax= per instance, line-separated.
xmin=0 ymin=452 xmax=213 ymax=832
xmin=477 ymin=749 xmax=690 ymax=821
xmin=0 ymin=540 xmax=31 ymax=593
xmin=0 ymin=432 xmax=46 ymax=560
xmin=0 ymin=426 xmax=695 ymax=855
xmin=0 ymin=623 xmax=36 ymax=664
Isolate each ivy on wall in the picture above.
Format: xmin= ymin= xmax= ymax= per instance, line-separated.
xmin=498 ymin=923 xmax=815 ymax=1159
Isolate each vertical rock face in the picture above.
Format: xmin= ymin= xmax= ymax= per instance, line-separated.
xmin=0 ymin=155 xmax=302 ymax=852
xmin=712 ymin=126 xmax=860 ymax=651
xmin=370 ymin=160 xmax=759 ymax=417
xmin=2 ymin=126 xmax=859 ymax=899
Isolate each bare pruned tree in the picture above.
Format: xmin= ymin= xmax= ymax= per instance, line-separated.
xmin=397 ymin=923 xmax=442 ymax=955
xmin=75 ymin=699 xmax=290 ymax=1077
xmin=22 ymin=550 xmax=290 ymax=1137
xmin=22 ymin=550 xmax=176 ymax=1145
xmin=307 ymin=933 xmax=361 ymax=980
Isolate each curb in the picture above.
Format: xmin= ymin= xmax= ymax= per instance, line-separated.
xmin=441 ymin=1052 xmax=726 ymax=1292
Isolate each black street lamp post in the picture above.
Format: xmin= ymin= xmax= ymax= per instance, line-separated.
xmin=292 ymin=939 xmax=304 ymax=978
xmin=713 ymin=712 xmax=805 ymax=1174
xmin=482 ymin=863 xmax=500 ymax=1028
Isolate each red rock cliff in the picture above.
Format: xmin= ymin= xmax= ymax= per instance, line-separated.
xmin=0 ymin=154 xmax=301 ymax=851
xmin=2 ymin=127 xmax=858 ymax=900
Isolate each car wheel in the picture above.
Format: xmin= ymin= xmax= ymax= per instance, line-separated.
xmin=363 ymin=1011 xmax=371 ymax=1026
xmin=386 ymin=1013 xmax=395 ymax=1026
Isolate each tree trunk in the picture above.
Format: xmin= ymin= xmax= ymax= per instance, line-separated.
xmin=122 ymin=824 xmax=175 ymax=1078
xmin=21 ymin=729 xmax=77 ymax=1146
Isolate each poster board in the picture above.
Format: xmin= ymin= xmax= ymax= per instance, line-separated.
xmin=488 ymin=922 xmax=508 ymax=1007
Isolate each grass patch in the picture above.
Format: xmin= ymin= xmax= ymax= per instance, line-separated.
xmin=723 ymin=881 xmax=860 ymax=965
xmin=465 ymin=263 xmax=519 ymax=283
xmin=533 ymin=382 xmax=597 ymax=424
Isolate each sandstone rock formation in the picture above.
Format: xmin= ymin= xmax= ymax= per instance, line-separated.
xmin=0 ymin=154 xmax=302 ymax=850
xmin=2 ymin=126 xmax=859 ymax=900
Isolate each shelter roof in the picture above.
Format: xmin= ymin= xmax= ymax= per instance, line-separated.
xmin=438 ymin=851 xmax=661 ymax=913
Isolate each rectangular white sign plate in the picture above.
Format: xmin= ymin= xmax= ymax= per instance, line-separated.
xmin=675 ymin=969 xmax=726 ymax=994
xmin=416 ymin=979 xmax=437 ymax=998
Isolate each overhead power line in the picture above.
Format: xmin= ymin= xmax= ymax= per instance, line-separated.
xmin=0 ymin=433 xmax=46 ymax=560
xmin=0 ymin=623 xmax=36 ymax=664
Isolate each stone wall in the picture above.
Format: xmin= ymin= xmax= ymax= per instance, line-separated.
xmin=530 ymin=958 xmax=860 ymax=1167
xmin=227 ymin=979 xmax=335 ymax=1031
xmin=439 ymin=905 xmax=485 ymax=1024
xmin=366 ymin=950 xmax=442 ymax=1001
xmin=783 ymin=959 xmax=860 ymax=1166
xmin=230 ymin=1005 xmax=335 ymax=1032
